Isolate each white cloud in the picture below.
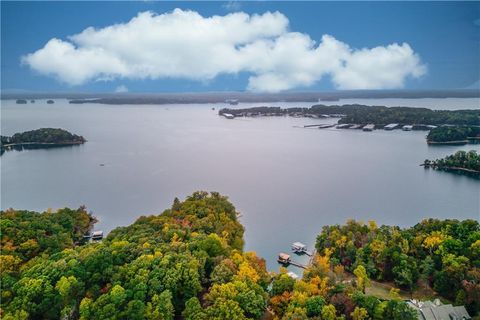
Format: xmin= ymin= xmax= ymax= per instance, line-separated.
xmin=22 ymin=9 xmax=426 ymax=92
xmin=115 ymin=85 xmax=128 ymax=93
xmin=223 ymin=1 xmax=242 ymax=12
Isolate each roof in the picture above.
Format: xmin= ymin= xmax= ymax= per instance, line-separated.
xmin=292 ymin=242 xmax=306 ymax=248
xmin=278 ymin=253 xmax=290 ymax=260
xmin=408 ymin=300 xmax=471 ymax=320
xmin=453 ymin=306 xmax=471 ymax=319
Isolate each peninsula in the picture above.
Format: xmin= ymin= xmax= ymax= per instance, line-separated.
xmin=219 ymin=105 xmax=480 ymax=127
xmin=426 ymin=126 xmax=480 ymax=145
xmin=1 ymin=128 xmax=86 ymax=154
xmin=422 ymin=150 xmax=480 ymax=177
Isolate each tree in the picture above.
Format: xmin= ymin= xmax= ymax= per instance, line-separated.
xmin=145 ymin=291 xmax=174 ymax=320
xmin=392 ymin=255 xmax=418 ymax=291
xmin=206 ymin=299 xmax=247 ymax=320
xmin=351 ymin=306 xmax=369 ymax=320
xmin=182 ymin=297 xmax=206 ymax=320
xmin=305 ymin=296 xmax=325 ymax=317
xmin=271 ymin=273 xmax=295 ymax=296
xmin=353 ymin=265 xmax=370 ymax=293
xmin=321 ymin=304 xmax=337 ymax=320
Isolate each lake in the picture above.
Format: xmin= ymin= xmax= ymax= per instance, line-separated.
xmin=1 ymin=98 xmax=479 ymax=271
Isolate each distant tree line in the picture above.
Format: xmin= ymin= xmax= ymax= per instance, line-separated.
xmin=219 ymin=105 xmax=480 ymax=126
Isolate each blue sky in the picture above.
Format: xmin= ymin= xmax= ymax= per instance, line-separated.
xmin=1 ymin=1 xmax=479 ymax=93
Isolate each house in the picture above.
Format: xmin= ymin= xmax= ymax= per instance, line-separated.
xmin=407 ymin=299 xmax=471 ymax=320
xmin=91 ymin=230 xmax=104 ymax=241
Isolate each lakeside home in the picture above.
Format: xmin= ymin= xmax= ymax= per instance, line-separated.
xmin=407 ymin=299 xmax=471 ymax=320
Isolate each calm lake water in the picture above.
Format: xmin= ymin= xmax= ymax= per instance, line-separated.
xmin=2 ymin=98 xmax=480 ymax=271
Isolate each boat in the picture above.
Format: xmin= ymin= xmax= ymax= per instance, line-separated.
xmin=363 ymin=124 xmax=375 ymax=131
xmin=384 ymin=123 xmax=399 ymax=130
xmin=402 ymin=125 xmax=413 ymax=131
xmin=222 ymin=113 xmax=235 ymax=119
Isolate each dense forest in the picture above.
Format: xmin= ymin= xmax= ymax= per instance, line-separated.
xmin=316 ymin=219 xmax=480 ymax=316
xmin=219 ymin=105 xmax=480 ymax=126
xmin=1 ymin=194 xmax=478 ymax=319
xmin=423 ymin=150 xmax=480 ymax=176
xmin=1 ymin=128 xmax=86 ymax=145
xmin=1 ymin=193 xmax=270 ymax=320
xmin=426 ymin=126 xmax=480 ymax=144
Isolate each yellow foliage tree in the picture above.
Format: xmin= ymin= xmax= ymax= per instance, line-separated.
xmin=235 ymin=262 xmax=259 ymax=283
xmin=423 ymin=231 xmax=447 ymax=253
xmin=353 ymin=265 xmax=370 ymax=293
xmin=351 ymin=306 xmax=368 ymax=320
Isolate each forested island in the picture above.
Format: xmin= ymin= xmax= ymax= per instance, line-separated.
xmin=219 ymin=105 xmax=480 ymax=127
xmin=1 ymin=192 xmax=478 ymax=319
xmin=423 ymin=150 xmax=480 ymax=177
xmin=426 ymin=126 xmax=480 ymax=145
xmin=1 ymin=128 xmax=86 ymax=154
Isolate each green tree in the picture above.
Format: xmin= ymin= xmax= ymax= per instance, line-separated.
xmin=182 ymin=297 xmax=206 ymax=320
xmin=305 ymin=295 xmax=325 ymax=317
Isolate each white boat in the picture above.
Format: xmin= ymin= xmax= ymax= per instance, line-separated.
xmin=363 ymin=124 xmax=375 ymax=131
xmin=222 ymin=113 xmax=235 ymax=119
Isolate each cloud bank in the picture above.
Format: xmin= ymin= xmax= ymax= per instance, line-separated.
xmin=22 ymin=9 xmax=426 ymax=92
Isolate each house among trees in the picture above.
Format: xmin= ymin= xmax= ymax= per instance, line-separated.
xmin=407 ymin=299 xmax=471 ymax=320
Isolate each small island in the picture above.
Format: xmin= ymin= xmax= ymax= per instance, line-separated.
xmin=422 ymin=150 xmax=480 ymax=177
xmin=426 ymin=125 xmax=480 ymax=145
xmin=1 ymin=128 xmax=86 ymax=154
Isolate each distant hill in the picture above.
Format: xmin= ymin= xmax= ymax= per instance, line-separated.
xmin=1 ymin=89 xmax=479 ymax=103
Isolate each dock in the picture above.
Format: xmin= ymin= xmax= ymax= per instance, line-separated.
xmin=278 ymin=252 xmax=307 ymax=269
xmin=303 ymin=124 xmax=336 ymax=129
xmin=277 ymin=243 xmax=318 ymax=270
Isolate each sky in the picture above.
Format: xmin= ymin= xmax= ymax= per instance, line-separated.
xmin=1 ymin=1 xmax=479 ymax=93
